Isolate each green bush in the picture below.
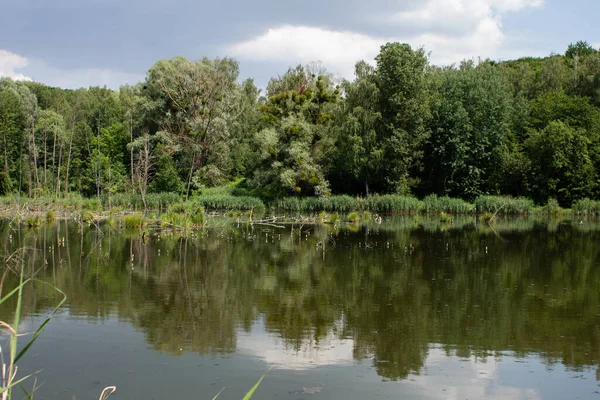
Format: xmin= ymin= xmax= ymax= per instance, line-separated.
xmin=475 ymin=196 xmax=534 ymax=214
xmin=46 ymin=210 xmax=56 ymax=222
xmin=347 ymin=211 xmax=361 ymax=223
xmin=572 ymin=198 xmax=600 ymax=215
xmin=26 ymin=215 xmax=41 ymax=228
xmin=124 ymin=213 xmax=145 ymax=230
xmin=423 ymin=195 xmax=475 ymax=213
xmin=439 ymin=212 xmax=453 ymax=223
xmin=479 ymin=211 xmax=495 ymax=224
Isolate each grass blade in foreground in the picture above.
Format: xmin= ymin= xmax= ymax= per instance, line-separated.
xmin=243 ymin=367 xmax=272 ymax=400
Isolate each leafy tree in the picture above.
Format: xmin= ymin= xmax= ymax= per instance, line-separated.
xmin=524 ymin=121 xmax=595 ymax=205
xmin=375 ymin=43 xmax=431 ymax=194
xmin=423 ymin=61 xmax=514 ymax=198
xmin=330 ymin=61 xmax=383 ymax=195
xmin=250 ymin=65 xmax=339 ymax=197
xmin=144 ymin=56 xmax=240 ymax=197
xmin=565 ymin=41 xmax=599 ymax=60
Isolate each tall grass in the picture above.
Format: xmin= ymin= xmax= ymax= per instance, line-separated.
xmin=195 ymin=195 xmax=265 ymax=211
xmin=572 ymin=198 xmax=600 ymax=215
xmin=124 ymin=213 xmax=145 ymax=230
xmin=105 ymin=193 xmax=182 ymax=210
xmin=423 ymin=195 xmax=475 ymax=213
xmin=161 ymin=202 xmax=206 ymax=228
xmin=474 ymin=196 xmax=535 ymax=214
xmin=271 ymin=195 xmax=423 ymax=213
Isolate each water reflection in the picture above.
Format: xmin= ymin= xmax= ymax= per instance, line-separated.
xmin=1 ymin=216 xmax=600 ymax=388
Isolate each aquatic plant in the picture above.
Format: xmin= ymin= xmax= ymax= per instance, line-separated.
xmin=423 ymin=195 xmax=475 ymax=214
xmin=25 ymin=216 xmax=41 ymax=228
xmin=474 ymin=196 xmax=534 ymax=214
xmin=124 ymin=213 xmax=145 ymax=230
xmin=439 ymin=212 xmax=453 ymax=224
xmin=572 ymin=198 xmax=600 ymax=215
xmin=479 ymin=211 xmax=495 ymax=224
xmin=347 ymin=211 xmax=361 ymax=223
xmin=45 ymin=210 xmax=56 ymax=223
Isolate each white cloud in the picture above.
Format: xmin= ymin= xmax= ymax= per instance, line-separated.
xmin=27 ymin=64 xmax=142 ymax=89
xmin=0 ymin=49 xmax=141 ymax=89
xmin=0 ymin=49 xmax=32 ymax=81
xmin=229 ymin=26 xmax=382 ymax=79
xmin=228 ymin=0 xmax=544 ymax=79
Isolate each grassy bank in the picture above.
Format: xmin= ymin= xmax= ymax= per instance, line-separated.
xmin=1 ymin=192 xmax=600 ymax=219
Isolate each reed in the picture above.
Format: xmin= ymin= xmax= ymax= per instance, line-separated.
xmin=423 ymin=195 xmax=475 ymax=214
xmin=572 ymin=198 xmax=600 ymax=215
xmin=124 ymin=213 xmax=145 ymax=230
xmin=474 ymin=196 xmax=534 ymax=215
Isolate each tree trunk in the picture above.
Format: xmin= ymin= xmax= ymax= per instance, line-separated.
xmin=56 ymin=141 xmax=63 ymax=198
xmin=365 ymin=181 xmax=370 ymax=197
xmin=64 ymin=132 xmax=73 ymax=196
xmin=130 ymin=112 xmax=135 ymax=196
xmin=43 ymin=125 xmax=47 ymax=189
xmin=96 ymin=127 xmax=101 ymax=198
xmin=52 ymin=127 xmax=57 ymax=195
xmin=31 ymin=118 xmax=40 ymax=190
xmin=2 ymin=131 xmax=8 ymax=173
xmin=185 ymin=150 xmax=196 ymax=202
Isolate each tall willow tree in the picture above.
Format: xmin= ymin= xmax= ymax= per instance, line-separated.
xmin=144 ymin=56 xmax=240 ymax=197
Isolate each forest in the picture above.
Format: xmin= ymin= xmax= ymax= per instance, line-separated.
xmin=1 ymin=40 xmax=599 ymax=208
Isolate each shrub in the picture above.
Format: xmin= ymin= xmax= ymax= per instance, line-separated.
xmin=475 ymin=196 xmax=534 ymax=214
xmin=347 ymin=211 xmax=361 ymax=223
xmin=26 ymin=215 xmax=41 ymax=228
xmin=328 ymin=213 xmax=339 ymax=225
xmin=439 ymin=212 xmax=453 ymax=223
xmin=124 ymin=213 xmax=145 ymax=230
xmin=423 ymin=195 xmax=475 ymax=214
xmin=479 ymin=211 xmax=495 ymax=224
xmin=46 ymin=210 xmax=56 ymax=222
xmin=572 ymin=198 xmax=600 ymax=215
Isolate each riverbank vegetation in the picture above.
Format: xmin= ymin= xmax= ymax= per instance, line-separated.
xmin=1 ymin=41 xmax=600 ymax=213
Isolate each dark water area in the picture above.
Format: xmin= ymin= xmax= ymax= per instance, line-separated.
xmin=1 ymin=216 xmax=600 ymax=399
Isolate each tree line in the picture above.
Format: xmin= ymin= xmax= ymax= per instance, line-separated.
xmin=1 ymin=40 xmax=599 ymax=207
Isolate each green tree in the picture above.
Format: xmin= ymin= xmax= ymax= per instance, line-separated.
xmin=331 ymin=61 xmax=383 ymax=195
xmin=375 ymin=43 xmax=431 ymax=194
xmin=250 ymin=65 xmax=339 ymax=196
xmin=524 ymin=121 xmax=595 ymax=205
xmin=423 ymin=61 xmax=514 ymax=198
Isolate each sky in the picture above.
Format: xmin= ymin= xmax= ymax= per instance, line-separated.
xmin=0 ymin=0 xmax=598 ymax=89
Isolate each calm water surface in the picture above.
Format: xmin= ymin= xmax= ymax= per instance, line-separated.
xmin=1 ymin=216 xmax=600 ymax=399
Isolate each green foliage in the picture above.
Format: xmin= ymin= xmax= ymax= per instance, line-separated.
xmin=45 ymin=210 xmax=56 ymax=222
xmin=25 ymin=215 xmax=41 ymax=227
xmin=0 ymin=41 xmax=600 ymax=212
xmin=124 ymin=213 xmax=145 ymax=230
xmin=524 ymin=121 xmax=595 ymax=206
xmin=422 ymin=195 xmax=475 ymax=213
xmin=565 ymin=40 xmax=598 ymax=59
xmin=196 ymin=195 xmax=265 ymax=211
xmin=0 ymin=171 xmax=12 ymax=195
xmin=572 ymin=198 xmax=600 ymax=215
xmin=474 ymin=196 xmax=535 ymax=214
xmin=439 ymin=212 xmax=453 ymax=224
xmin=347 ymin=211 xmax=361 ymax=223
xmin=479 ymin=211 xmax=495 ymax=224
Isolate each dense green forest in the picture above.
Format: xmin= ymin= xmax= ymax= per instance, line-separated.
xmin=1 ymin=40 xmax=599 ymax=207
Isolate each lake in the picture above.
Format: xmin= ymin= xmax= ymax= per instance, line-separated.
xmin=1 ymin=215 xmax=600 ymax=399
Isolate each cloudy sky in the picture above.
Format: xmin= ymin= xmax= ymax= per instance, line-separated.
xmin=0 ymin=0 xmax=598 ymax=89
